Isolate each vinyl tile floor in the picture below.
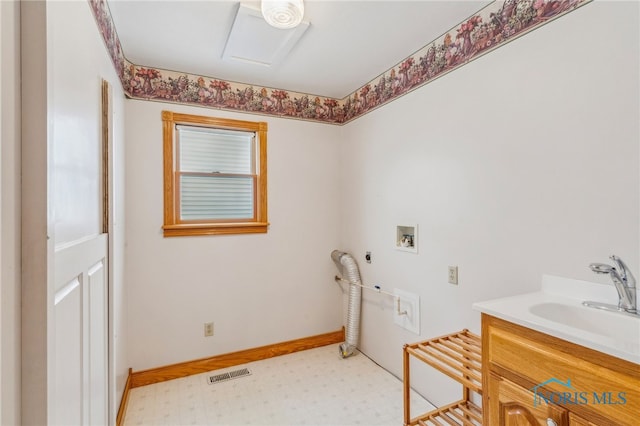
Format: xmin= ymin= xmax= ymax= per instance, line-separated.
xmin=123 ymin=344 xmax=435 ymax=426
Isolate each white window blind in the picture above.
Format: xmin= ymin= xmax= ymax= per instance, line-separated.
xmin=177 ymin=125 xmax=256 ymax=221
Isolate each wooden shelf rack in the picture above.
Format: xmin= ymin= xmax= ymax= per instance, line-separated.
xmin=403 ymin=329 xmax=483 ymax=425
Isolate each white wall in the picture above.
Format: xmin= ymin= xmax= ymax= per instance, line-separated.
xmin=114 ymin=0 xmax=637 ymax=413
xmin=125 ymin=101 xmax=344 ymax=371
xmin=0 ymin=1 xmax=21 ymax=424
xmin=340 ymin=1 xmax=639 ymax=407
xmin=21 ymin=1 xmax=128 ymax=423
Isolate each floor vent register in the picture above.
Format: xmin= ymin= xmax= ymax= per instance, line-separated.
xmin=207 ymin=368 xmax=252 ymax=384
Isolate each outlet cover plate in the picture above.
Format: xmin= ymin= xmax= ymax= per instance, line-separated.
xmin=448 ymin=266 xmax=459 ymax=285
xmin=204 ymin=322 xmax=214 ymax=337
xmin=393 ymin=288 xmax=420 ymax=335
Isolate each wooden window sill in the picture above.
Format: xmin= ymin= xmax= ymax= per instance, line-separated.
xmin=163 ymin=222 xmax=270 ymax=237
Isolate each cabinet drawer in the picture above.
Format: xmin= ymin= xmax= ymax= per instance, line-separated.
xmin=485 ymin=317 xmax=640 ymax=425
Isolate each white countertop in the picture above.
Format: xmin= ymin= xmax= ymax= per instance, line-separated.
xmin=473 ymin=275 xmax=640 ymax=364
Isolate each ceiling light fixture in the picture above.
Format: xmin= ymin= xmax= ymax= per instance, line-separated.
xmin=261 ymin=0 xmax=304 ymax=30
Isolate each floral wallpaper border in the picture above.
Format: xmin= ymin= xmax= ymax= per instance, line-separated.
xmin=89 ymin=0 xmax=591 ymax=126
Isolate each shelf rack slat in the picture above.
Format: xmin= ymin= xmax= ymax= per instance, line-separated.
xmin=412 ymin=400 xmax=482 ymax=426
xmin=403 ymin=329 xmax=483 ymax=426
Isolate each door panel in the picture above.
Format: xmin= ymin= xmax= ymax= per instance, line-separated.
xmin=54 ymin=277 xmax=83 ymax=426
xmin=88 ymin=260 xmax=108 ymax=425
xmin=53 ymin=234 xmax=108 ymax=425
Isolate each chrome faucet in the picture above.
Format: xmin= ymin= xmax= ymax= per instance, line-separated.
xmin=585 ymin=255 xmax=637 ymax=315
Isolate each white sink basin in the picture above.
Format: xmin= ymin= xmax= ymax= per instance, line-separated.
xmin=473 ymin=276 xmax=640 ymax=364
xmin=528 ymin=302 xmax=640 ymax=347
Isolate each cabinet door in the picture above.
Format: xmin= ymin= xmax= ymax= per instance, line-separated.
xmin=488 ymin=374 xmax=568 ymax=426
xmin=568 ymin=413 xmax=598 ymax=426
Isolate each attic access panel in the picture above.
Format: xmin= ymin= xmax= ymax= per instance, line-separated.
xmin=222 ymin=4 xmax=310 ymax=67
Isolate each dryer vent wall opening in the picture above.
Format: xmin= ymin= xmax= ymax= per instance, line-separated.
xmin=331 ymin=250 xmax=362 ymax=358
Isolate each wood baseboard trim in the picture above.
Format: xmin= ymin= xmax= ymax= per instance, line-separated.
xmin=115 ymin=368 xmax=133 ymax=426
xmin=130 ymin=328 xmax=345 ymax=388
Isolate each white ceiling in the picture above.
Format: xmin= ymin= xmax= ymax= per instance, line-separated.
xmin=107 ymin=0 xmax=491 ymax=99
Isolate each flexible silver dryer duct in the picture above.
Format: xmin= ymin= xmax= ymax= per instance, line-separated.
xmin=331 ymin=250 xmax=362 ymax=358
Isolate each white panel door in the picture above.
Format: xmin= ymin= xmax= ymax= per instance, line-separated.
xmin=53 ymin=234 xmax=108 ymax=426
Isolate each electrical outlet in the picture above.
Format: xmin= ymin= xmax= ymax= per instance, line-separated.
xmin=448 ymin=266 xmax=458 ymax=285
xmin=393 ymin=289 xmax=420 ymax=335
xmin=204 ymin=322 xmax=214 ymax=337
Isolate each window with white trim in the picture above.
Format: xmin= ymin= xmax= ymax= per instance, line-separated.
xmin=162 ymin=111 xmax=268 ymax=237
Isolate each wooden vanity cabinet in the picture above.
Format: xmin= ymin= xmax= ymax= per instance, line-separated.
xmin=482 ymin=314 xmax=640 ymax=426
